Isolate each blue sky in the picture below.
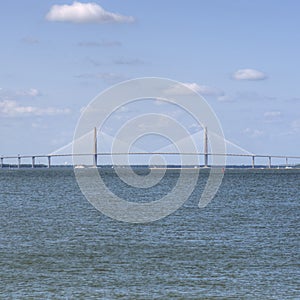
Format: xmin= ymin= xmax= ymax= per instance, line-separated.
xmin=0 ymin=0 xmax=300 ymax=159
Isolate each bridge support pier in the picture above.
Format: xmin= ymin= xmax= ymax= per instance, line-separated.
xmin=1 ymin=157 xmax=3 ymax=168
xmin=93 ymin=127 xmax=98 ymax=167
xmin=285 ymin=157 xmax=288 ymax=168
xmin=268 ymin=156 xmax=271 ymax=169
xmin=47 ymin=156 xmax=51 ymax=168
xmin=32 ymin=157 xmax=35 ymax=168
xmin=252 ymin=156 xmax=255 ymax=168
xmin=204 ymin=127 xmax=208 ymax=167
xmin=18 ymin=155 xmax=21 ymax=168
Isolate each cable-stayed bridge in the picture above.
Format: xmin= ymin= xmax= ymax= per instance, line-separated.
xmin=1 ymin=128 xmax=300 ymax=169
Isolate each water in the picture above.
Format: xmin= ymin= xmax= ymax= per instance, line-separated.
xmin=0 ymin=168 xmax=299 ymax=299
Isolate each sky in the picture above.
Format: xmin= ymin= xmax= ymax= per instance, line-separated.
xmin=0 ymin=0 xmax=300 ymax=162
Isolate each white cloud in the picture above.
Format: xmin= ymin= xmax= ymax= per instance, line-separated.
xmin=264 ymin=111 xmax=282 ymax=123
xmin=0 ymin=100 xmax=70 ymax=117
xmin=153 ymin=99 xmax=166 ymax=106
xmin=233 ymin=69 xmax=267 ymax=81
xmin=114 ymin=58 xmax=143 ymax=65
xmin=194 ymin=84 xmax=224 ymax=97
xmin=243 ymin=128 xmax=264 ymax=138
xmin=28 ymin=88 xmax=39 ymax=97
xmin=17 ymin=88 xmax=40 ymax=97
xmin=264 ymin=111 xmax=281 ymax=117
xmin=165 ymin=82 xmax=224 ymax=97
xmin=31 ymin=121 xmax=48 ymax=129
xmin=76 ymin=72 xmax=127 ymax=83
xmin=0 ymin=88 xmax=41 ymax=98
xmin=217 ymin=95 xmax=234 ymax=102
xmin=46 ymin=2 xmax=135 ymax=24
xmin=291 ymin=119 xmax=300 ymax=132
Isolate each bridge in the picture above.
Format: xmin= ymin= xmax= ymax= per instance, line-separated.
xmin=1 ymin=128 xmax=300 ymax=169
xmin=1 ymin=152 xmax=299 ymax=169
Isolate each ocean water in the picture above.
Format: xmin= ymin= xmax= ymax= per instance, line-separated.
xmin=0 ymin=168 xmax=299 ymax=299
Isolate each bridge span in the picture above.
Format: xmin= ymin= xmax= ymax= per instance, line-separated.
xmin=1 ymin=128 xmax=299 ymax=168
xmin=0 ymin=152 xmax=299 ymax=169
